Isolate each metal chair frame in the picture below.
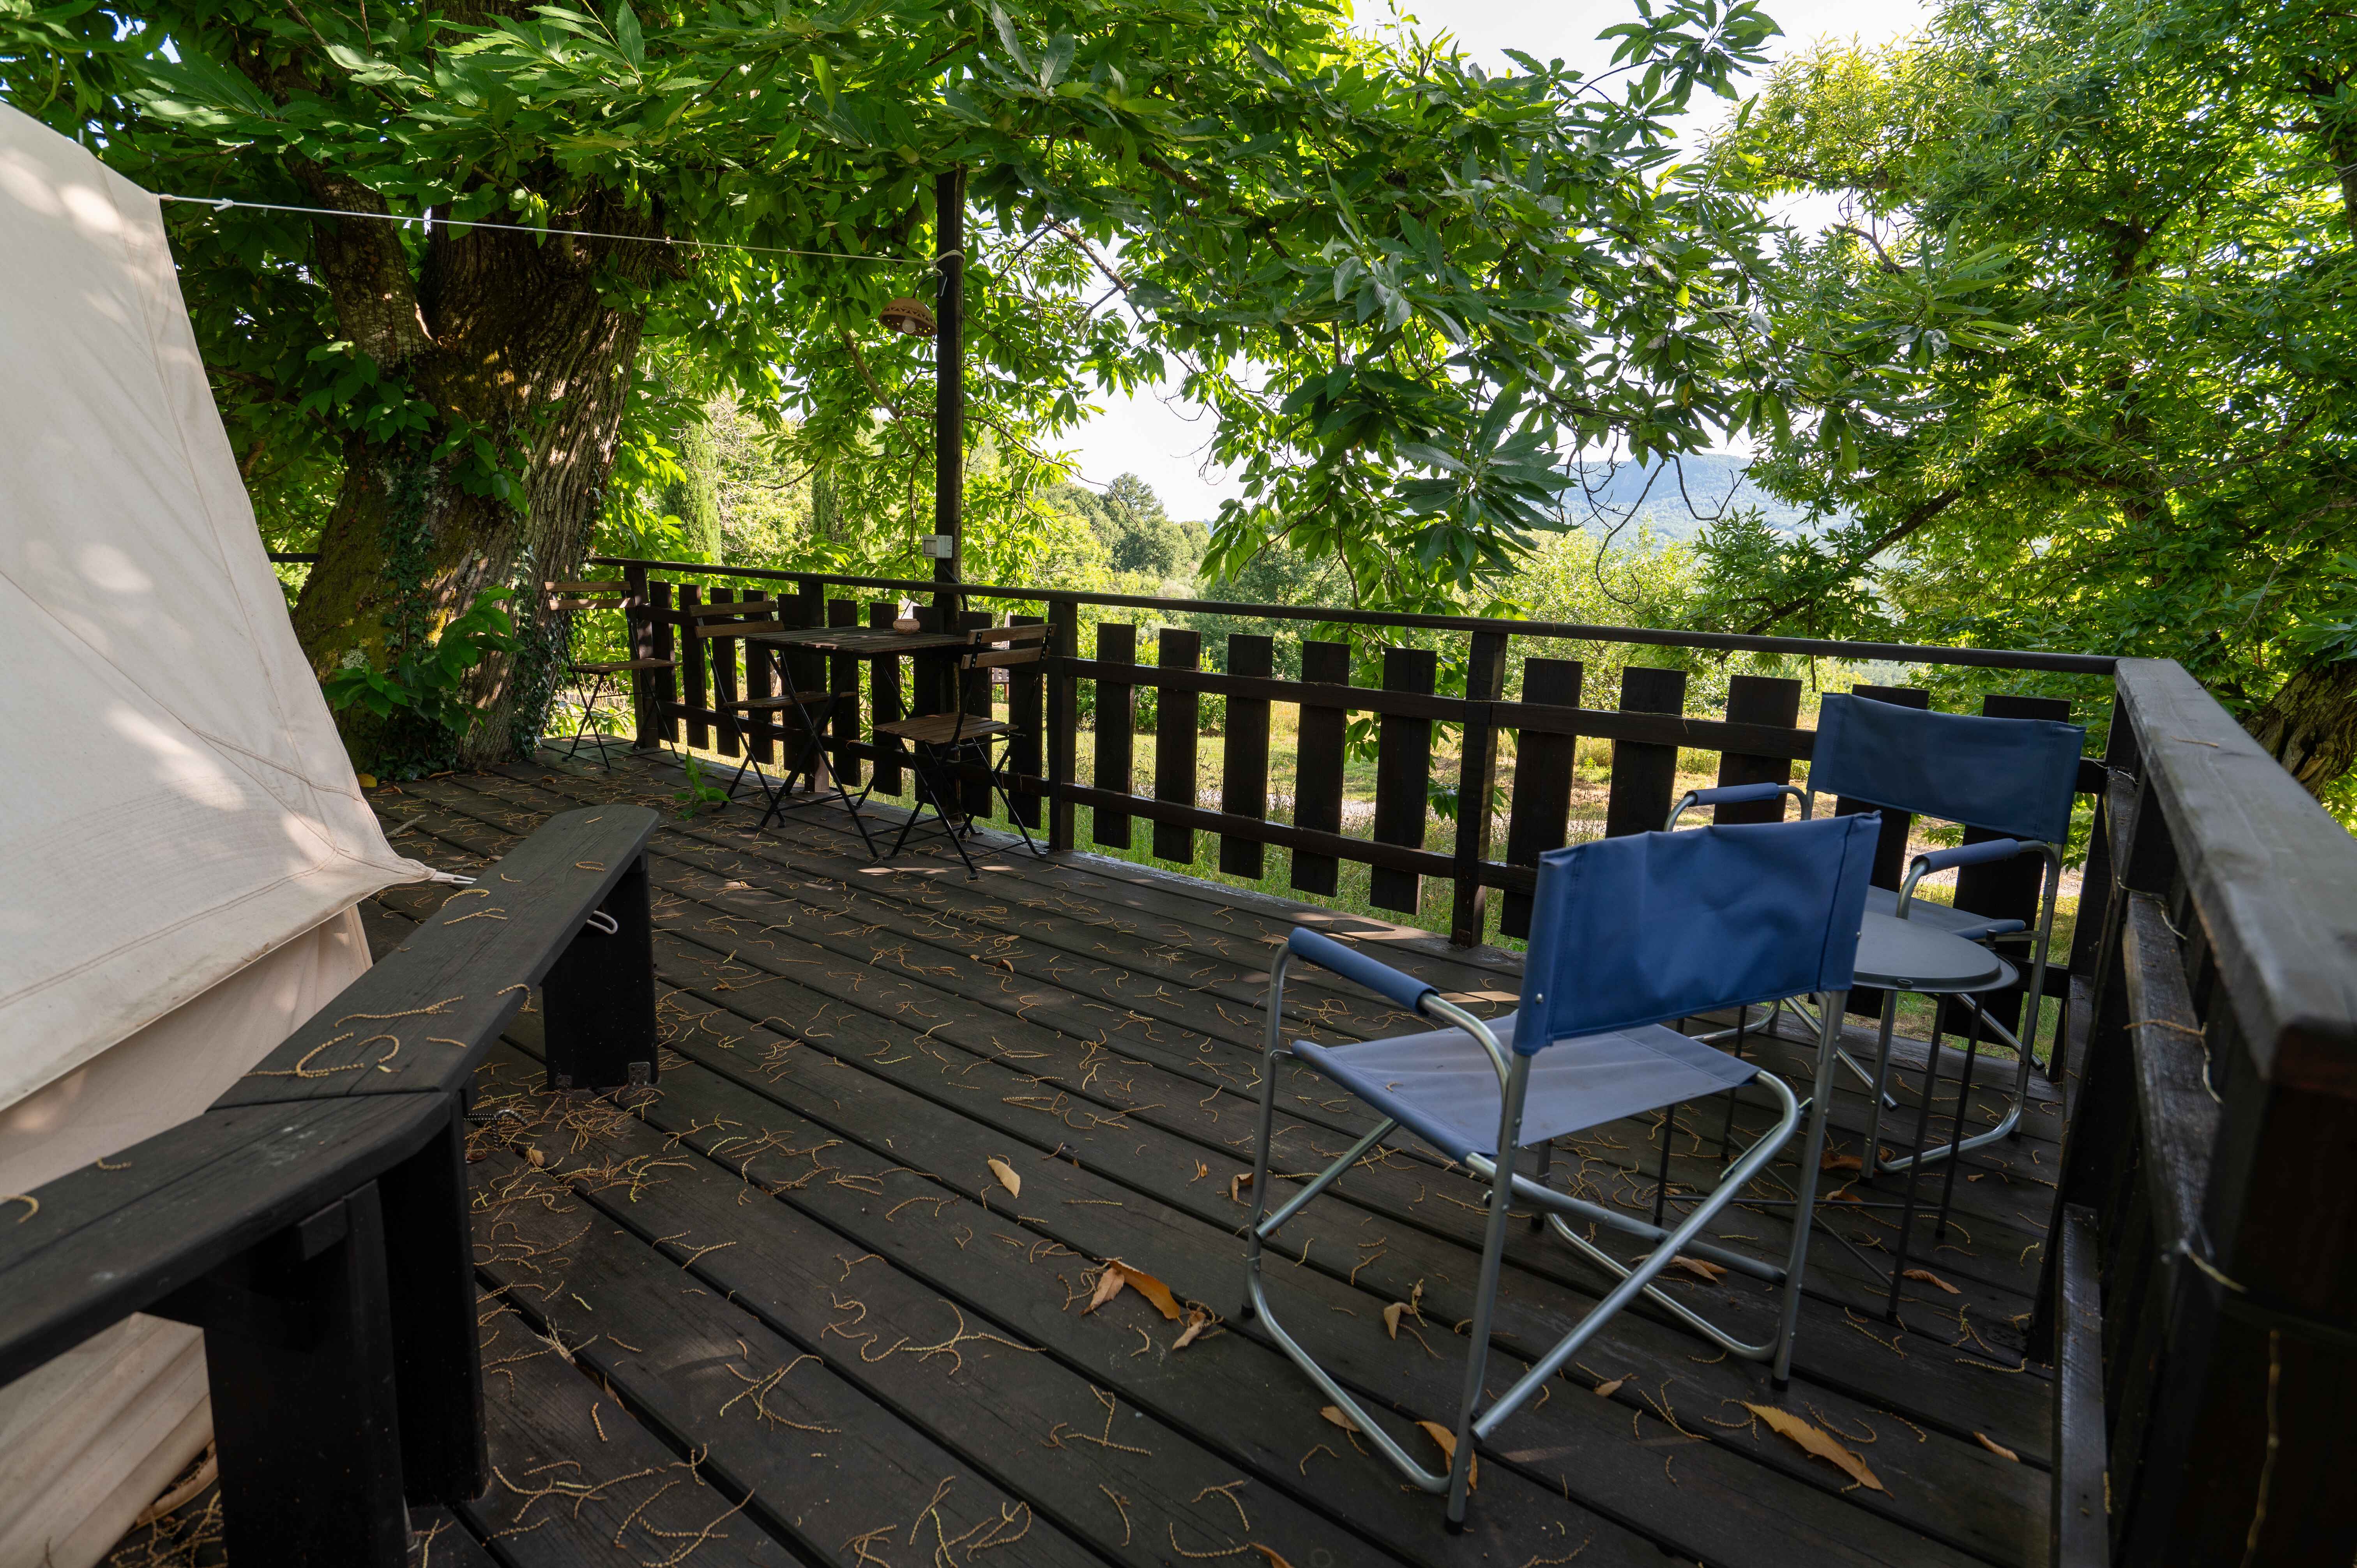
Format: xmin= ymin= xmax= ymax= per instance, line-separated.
xmin=545 ymin=581 xmax=669 ymax=770
xmin=862 ymin=624 xmax=1050 ymax=878
xmin=1245 ymin=938 xmax=1848 ymax=1529
xmin=683 ymin=599 xmax=880 ymax=858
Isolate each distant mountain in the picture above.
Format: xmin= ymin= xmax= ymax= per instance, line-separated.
xmin=1565 ymin=454 xmax=1838 ymax=542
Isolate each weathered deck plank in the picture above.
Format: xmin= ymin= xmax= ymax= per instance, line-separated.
xmin=339 ymin=754 xmax=2058 ymax=1568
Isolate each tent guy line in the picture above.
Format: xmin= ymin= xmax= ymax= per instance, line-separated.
xmin=154 ymin=191 xmax=913 ymax=265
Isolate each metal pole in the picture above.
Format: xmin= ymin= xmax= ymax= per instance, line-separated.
xmin=933 ymin=167 xmax=965 ymax=618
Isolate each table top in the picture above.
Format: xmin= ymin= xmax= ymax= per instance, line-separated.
xmin=1853 ymin=911 xmax=2019 ymax=993
xmin=743 ymin=625 xmax=972 ymax=655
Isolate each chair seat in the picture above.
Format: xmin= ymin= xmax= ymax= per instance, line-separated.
xmin=1864 ymin=885 xmax=2027 ymax=943
xmin=569 ymin=658 xmax=674 ymax=675
xmin=876 ymin=712 xmax=1010 ymax=745
xmin=721 ymin=691 xmax=834 ymax=712
xmin=1293 ymin=1012 xmax=1756 ymax=1162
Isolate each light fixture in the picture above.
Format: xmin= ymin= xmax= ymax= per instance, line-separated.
xmin=878 ymin=297 xmax=937 ymax=337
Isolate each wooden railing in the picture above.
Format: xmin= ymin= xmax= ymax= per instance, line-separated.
xmin=584 ymin=558 xmax=2114 ymax=966
xmin=0 ymin=807 xmax=661 ymax=1567
xmin=2034 ymin=659 xmax=2357 ymax=1568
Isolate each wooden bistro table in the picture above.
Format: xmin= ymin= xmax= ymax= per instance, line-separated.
xmin=737 ymin=622 xmax=975 ymax=834
xmin=1845 ymin=909 xmax=2020 ymax=1318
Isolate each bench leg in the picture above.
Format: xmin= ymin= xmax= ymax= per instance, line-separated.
xmin=380 ymin=1105 xmax=486 ymax=1504
xmin=186 ymin=1183 xmax=412 ymax=1566
xmin=543 ymin=853 xmax=659 ymax=1091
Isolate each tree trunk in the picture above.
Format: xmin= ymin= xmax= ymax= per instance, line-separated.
xmin=2247 ymin=656 xmax=2357 ymax=799
xmin=288 ymin=177 xmax=668 ymax=771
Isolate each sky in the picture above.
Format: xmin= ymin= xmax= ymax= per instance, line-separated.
xmin=1059 ymin=0 xmax=1932 ymax=521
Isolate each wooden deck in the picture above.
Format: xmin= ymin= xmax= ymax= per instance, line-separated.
xmin=348 ymin=744 xmax=2058 ymax=1568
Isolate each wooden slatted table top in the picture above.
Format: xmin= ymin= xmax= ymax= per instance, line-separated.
xmin=742 ymin=625 xmax=972 ymax=655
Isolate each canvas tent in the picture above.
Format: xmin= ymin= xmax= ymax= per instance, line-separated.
xmin=0 ymin=102 xmax=432 ymax=1562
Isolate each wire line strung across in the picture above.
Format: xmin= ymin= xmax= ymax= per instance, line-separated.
xmin=154 ymin=191 xmax=912 ymax=265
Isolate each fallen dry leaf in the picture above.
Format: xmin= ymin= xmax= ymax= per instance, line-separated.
xmin=1319 ymin=1405 xmax=1362 ymax=1434
xmin=1383 ymin=1302 xmax=1407 ymax=1339
xmin=1415 ymin=1421 xmax=1477 ymax=1490
xmin=1825 ymin=1185 xmax=1863 ymax=1205
xmin=1663 ymin=1255 xmax=1728 ymax=1284
xmin=1174 ymin=1307 xmax=1214 ymax=1350
xmin=1974 ymin=1432 xmax=2020 ymax=1463
xmin=1820 ymin=1150 xmax=1864 ymax=1173
xmin=1088 ymin=1260 xmax=1183 ymax=1321
xmin=1744 ymin=1404 xmax=1885 ymax=1493
xmin=1593 ymin=1377 xmax=1627 ymax=1399
xmin=986 ymin=1157 xmax=1021 ymax=1199
xmin=1085 ymin=1268 xmax=1129 ymax=1314
xmin=1902 ymin=1268 xmax=1961 ymax=1295
xmin=1229 ymin=1171 xmax=1256 ymax=1204
xmin=525 ymin=1147 xmax=546 ymax=1169
xmin=1249 ymin=1548 xmax=1294 ymax=1568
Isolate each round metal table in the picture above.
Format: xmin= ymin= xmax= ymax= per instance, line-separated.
xmin=1847 ymin=911 xmax=2020 ymax=1318
xmin=1854 ymin=911 xmax=2018 ymax=996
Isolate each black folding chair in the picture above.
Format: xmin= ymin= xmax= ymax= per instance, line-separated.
xmin=545 ymin=580 xmax=671 ymax=769
xmin=868 ymin=623 xmax=1049 ymax=878
xmin=685 ymin=600 xmax=877 ymax=856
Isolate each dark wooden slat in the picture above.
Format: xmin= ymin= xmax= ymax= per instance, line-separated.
xmin=624 ymin=563 xmax=656 ymax=751
xmin=826 ymin=598 xmax=862 ymax=787
xmin=742 ymin=589 xmax=776 ymax=766
xmin=1370 ymin=646 xmax=1439 ymax=912
xmin=679 ymin=584 xmax=709 ymax=750
xmin=1046 ymin=596 xmax=1078 ymax=852
xmin=1154 ymin=627 xmax=1201 ymax=863
xmin=647 ymin=581 xmax=680 ymax=745
xmin=1219 ymin=632 xmax=1273 ymax=877
xmin=474 ymin=1052 xmax=1390 ymax=1568
xmin=462 ymin=1303 xmax=795 ymax=1567
xmin=1713 ymin=675 xmax=1804 ymax=822
xmin=958 ymin=609 xmax=994 ymax=814
xmin=1092 ymin=620 xmax=1137 ymax=849
xmin=468 ymin=1134 xmax=1100 ymax=1568
xmin=1007 ymin=613 xmax=1044 ymax=828
xmin=1500 ymin=658 xmax=1583 ymax=939
xmin=1450 ymin=631 xmax=1509 ymax=945
xmin=1291 ymin=639 xmax=1351 ymax=897
xmin=1603 ymin=665 xmax=1687 ymax=837
xmin=866 ymin=602 xmax=905 ymax=794
xmin=0 ymin=1097 xmax=443 ymax=1385
xmin=712 ymin=586 xmax=746 ymax=759
xmin=2053 ymin=1202 xmax=2110 ymax=1568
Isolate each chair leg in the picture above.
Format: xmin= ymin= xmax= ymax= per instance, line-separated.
xmin=1447 ymin=1053 xmax=1529 ymax=1531
xmin=1885 ymin=1013 xmax=1950 ymax=1323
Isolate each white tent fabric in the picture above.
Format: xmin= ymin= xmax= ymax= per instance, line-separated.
xmin=0 ymin=102 xmax=434 ymax=1562
xmin=0 ymin=102 xmax=432 ymax=1109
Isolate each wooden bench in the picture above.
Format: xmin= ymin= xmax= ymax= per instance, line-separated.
xmin=0 ymin=805 xmax=659 ymax=1566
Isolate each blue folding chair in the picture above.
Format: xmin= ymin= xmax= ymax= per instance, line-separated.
xmin=1244 ymin=814 xmax=1879 ymax=1527
xmin=1673 ymin=693 xmax=2086 ymax=1175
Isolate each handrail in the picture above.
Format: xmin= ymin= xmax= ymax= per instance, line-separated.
xmin=2040 ymin=658 xmax=2357 ymax=1565
xmin=0 ymin=806 xmax=660 ymax=1566
xmin=582 ymin=554 xmax=2120 ymax=674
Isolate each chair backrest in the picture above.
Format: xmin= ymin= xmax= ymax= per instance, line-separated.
xmin=545 ymin=578 xmax=629 ymax=612
xmin=970 ymin=622 xmax=1048 ymax=670
xmin=685 ymin=597 xmax=788 ymax=639
xmin=1809 ymin=692 xmax=2086 ymax=845
xmin=1514 ymin=814 xmax=1882 ymax=1052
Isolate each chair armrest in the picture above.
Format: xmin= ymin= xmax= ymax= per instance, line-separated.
xmin=1666 ymin=782 xmax=1808 ymax=830
xmin=1285 ymin=928 xmax=1436 ymax=1013
xmin=1912 ymin=838 xmax=2038 ymax=874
